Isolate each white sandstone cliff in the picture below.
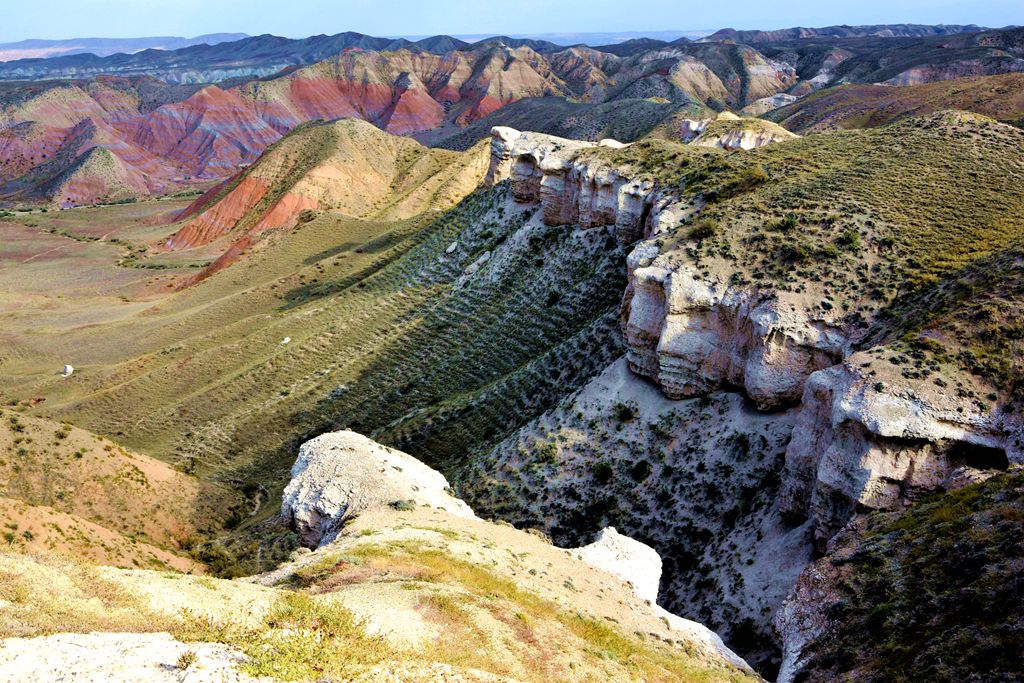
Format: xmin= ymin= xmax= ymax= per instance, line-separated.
xmin=622 ymin=243 xmax=849 ymax=411
xmin=778 ymin=357 xmax=1021 ymax=547
xmin=485 ymin=126 xmax=684 ymax=243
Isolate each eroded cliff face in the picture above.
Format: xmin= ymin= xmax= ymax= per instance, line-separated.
xmin=485 ymin=126 xmax=680 ymax=244
xmin=623 ymin=245 xmax=849 ymax=411
xmin=472 ymin=124 xmax=1022 ymax=675
xmin=777 ymin=356 xmax=1021 ymax=549
xmin=619 ymin=237 xmax=1021 ymax=550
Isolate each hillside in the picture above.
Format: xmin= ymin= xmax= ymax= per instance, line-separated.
xmin=0 ymin=431 xmax=757 ymax=682
xmin=165 ymin=118 xmax=489 ymax=271
xmin=755 ymin=26 xmax=1024 ymax=87
xmin=2 ymin=26 xmax=1023 ymax=206
xmin=778 ymin=471 xmax=1024 ymax=682
xmin=1 ymin=105 xmax=1023 ymax=679
xmin=425 ymin=97 xmax=689 ymax=151
xmin=766 ymin=73 xmax=1024 ymax=132
xmin=0 ymin=408 xmax=233 ymax=570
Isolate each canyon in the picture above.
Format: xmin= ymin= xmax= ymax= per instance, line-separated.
xmin=0 ymin=19 xmax=1022 ymax=683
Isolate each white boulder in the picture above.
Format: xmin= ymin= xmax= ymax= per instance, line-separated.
xmin=282 ymin=431 xmax=476 ymax=547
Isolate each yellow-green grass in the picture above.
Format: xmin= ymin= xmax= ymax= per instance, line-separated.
xmin=270 ymin=540 xmax=757 ymax=683
xmin=2 ymin=181 xmax=626 ymax=572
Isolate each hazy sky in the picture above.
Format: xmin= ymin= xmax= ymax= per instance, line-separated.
xmin=1 ymin=0 xmax=1021 ymax=43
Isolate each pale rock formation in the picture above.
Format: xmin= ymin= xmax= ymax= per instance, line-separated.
xmin=693 ymin=125 xmax=795 ymax=150
xmin=677 ymin=118 xmax=711 ymax=142
xmin=574 ymin=526 xmax=661 ymax=604
xmin=0 ymin=632 xmax=270 ymax=683
xmin=777 ymin=358 xmax=1019 ymax=547
xmin=691 ymin=112 xmax=799 ymax=150
xmin=280 ymin=429 xmax=754 ymax=673
xmin=573 ymin=526 xmax=753 ymax=671
xmin=740 ymin=93 xmax=799 ymax=117
xmin=485 ymin=126 xmax=681 ymax=243
xmin=622 ymin=247 xmax=849 ymax=410
xmin=281 ymin=430 xmax=476 ymax=547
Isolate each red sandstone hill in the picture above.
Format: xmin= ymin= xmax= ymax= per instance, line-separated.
xmin=164 ymin=118 xmax=489 ymax=280
xmin=1 ymin=27 xmax=1021 ymax=208
xmin=0 ymin=42 xmax=789 ymax=207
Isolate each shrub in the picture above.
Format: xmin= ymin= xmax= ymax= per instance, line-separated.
xmin=837 ymin=228 xmax=862 ymax=250
xmin=687 ymin=219 xmax=718 ymax=241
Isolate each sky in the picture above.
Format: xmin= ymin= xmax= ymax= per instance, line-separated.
xmin=1 ymin=0 xmax=1021 ymax=43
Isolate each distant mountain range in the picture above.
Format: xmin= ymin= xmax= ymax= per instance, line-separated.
xmin=698 ymin=23 xmax=988 ymax=43
xmin=0 ymin=23 xmax=1000 ymax=84
xmin=1 ymin=23 xmax=1021 ymax=207
xmin=0 ymin=34 xmax=248 ymax=62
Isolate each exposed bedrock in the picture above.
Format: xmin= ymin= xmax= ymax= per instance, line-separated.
xmin=485 ymin=126 xmax=679 ymax=244
xmin=619 ymin=232 xmax=1022 ymax=551
xmin=622 ymin=244 xmax=850 ymax=412
xmin=777 ymin=358 xmax=1022 ymax=549
xmin=281 ymin=430 xmax=476 ymax=548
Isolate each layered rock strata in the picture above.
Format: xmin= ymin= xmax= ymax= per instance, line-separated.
xmin=778 ymin=357 xmax=1021 ymax=547
xmin=485 ymin=126 xmax=682 ymax=243
xmin=623 ymin=245 xmax=849 ymax=411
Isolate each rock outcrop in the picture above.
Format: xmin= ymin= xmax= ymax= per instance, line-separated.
xmin=573 ymin=526 xmax=752 ymax=671
xmin=689 ymin=112 xmax=800 ymax=150
xmin=280 ymin=429 xmax=755 ymax=674
xmin=574 ymin=526 xmax=662 ymax=604
xmin=281 ymin=430 xmax=476 ymax=547
xmin=622 ymin=245 xmax=849 ymax=411
xmin=486 ymin=126 xmax=683 ymax=243
xmin=777 ymin=357 xmax=1020 ymax=547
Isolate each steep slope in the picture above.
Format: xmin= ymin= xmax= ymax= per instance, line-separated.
xmin=0 ymin=408 xmax=234 ymax=569
xmin=756 ymin=26 xmax=1024 ymax=88
xmin=0 ymin=77 xmax=206 ymax=205
xmin=777 ymin=471 xmax=1024 ymax=683
xmin=450 ymin=113 xmax=1024 ymax=673
xmin=37 ymin=146 xmax=154 ymax=207
xmin=425 ymin=96 xmax=687 ymax=151
xmin=766 ymin=73 xmax=1024 ymax=132
xmin=3 ymin=110 xmax=1022 ymax=679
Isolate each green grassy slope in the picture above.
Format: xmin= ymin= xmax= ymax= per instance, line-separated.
xmin=794 ymin=471 xmax=1024 ymax=683
xmin=2 ymin=181 xmax=627 ymax=571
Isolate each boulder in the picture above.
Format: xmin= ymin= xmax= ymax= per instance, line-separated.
xmin=281 ymin=431 xmax=476 ymax=547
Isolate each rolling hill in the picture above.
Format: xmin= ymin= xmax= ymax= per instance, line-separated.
xmin=765 ymin=72 xmax=1024 ymax=132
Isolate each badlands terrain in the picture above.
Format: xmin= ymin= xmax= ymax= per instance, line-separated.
xmin=0 ymin=18 xmax=1022 ymax=683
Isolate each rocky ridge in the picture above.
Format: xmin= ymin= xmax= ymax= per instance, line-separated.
xmin=485 ymin=126 xmax=686 ymax=244
xmin=0 ymin=429 xmax=756 ymax=682
xmin=282 ymin=430 xmax=477 ymax=547
xmin=464 ymin=118 xmax=1024 ymax=674
xmin=275 ymin=428 xmax=753 ymax=676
